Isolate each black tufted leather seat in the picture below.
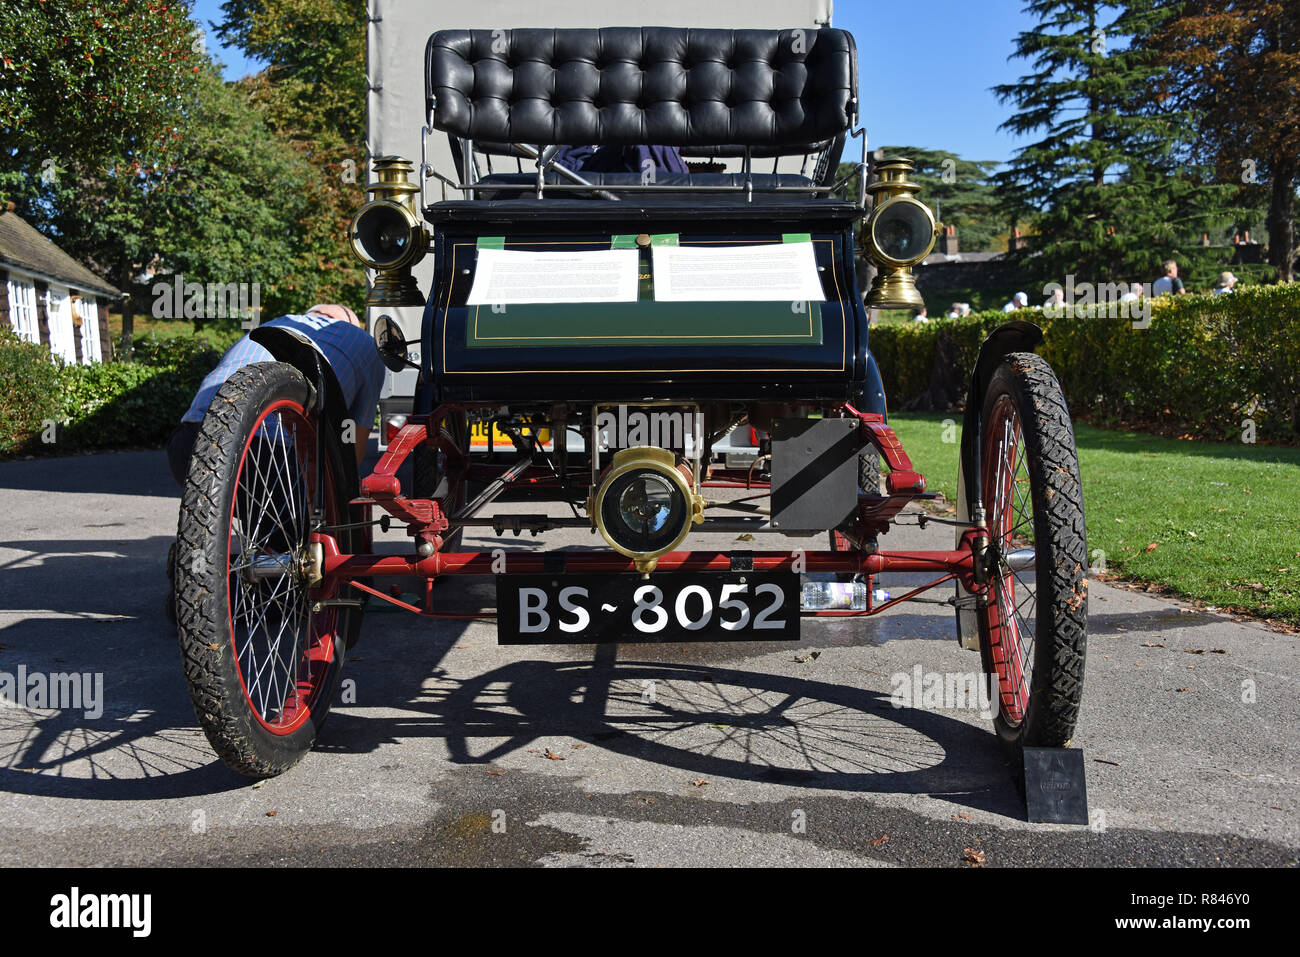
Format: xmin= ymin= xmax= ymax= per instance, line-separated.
xmin=426 ymin=27 xmax=857 ymax=148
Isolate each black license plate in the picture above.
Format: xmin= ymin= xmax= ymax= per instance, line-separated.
xmin=497 ymin=572 xmax=800 ymax=644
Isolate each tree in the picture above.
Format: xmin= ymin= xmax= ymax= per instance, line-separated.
xmin=20 ymin=65 xmax=319 ymax=348
xmin=0 ymin=0 xmax=199 ymax=197
xmin=993 ymin=1 xmax=1230 ymax=284
xmin=213 ymin=0 xmax=367 ymax=312
xmin=1143 ymin=0 xmax=1299 ymax=282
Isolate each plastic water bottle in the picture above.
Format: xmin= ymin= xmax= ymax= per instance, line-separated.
xmin=801 ymin=576 xmax=868 ymax=610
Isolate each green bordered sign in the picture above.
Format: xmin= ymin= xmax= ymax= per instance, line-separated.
xmin=463 ymin=237 xmax=830 ymax=350
xmin=466 ymin=300 xmax=820 ymax=349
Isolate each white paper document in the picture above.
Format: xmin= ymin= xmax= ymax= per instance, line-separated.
xmin=651 ymin=242 xmax=826 ymax=302
xmin=467 ymin=248 xmax=639 ymax=305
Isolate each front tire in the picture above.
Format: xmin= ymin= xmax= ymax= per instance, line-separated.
xmin=975 ymin=353 xmax=1087 ymax=749
xmin=174 ymin=362 xmax=359 ymax=777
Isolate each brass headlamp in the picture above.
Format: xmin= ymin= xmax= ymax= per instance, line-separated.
xmin=862 ymin=158 xmax=939 ymax=310
xmin=350 ymin=156 xmax=427 ymax=307
xmin=589 ymin=448 xmax=705 ymax=575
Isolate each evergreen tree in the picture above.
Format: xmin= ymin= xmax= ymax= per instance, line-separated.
xmin=993 ymin=0 xmax=1230 ymax=285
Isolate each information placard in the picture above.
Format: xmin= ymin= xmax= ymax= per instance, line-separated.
xmin=651 ymin=242 xmax=825 ymax=302
xmin=467 ymin=248 xmax=640 ymax=305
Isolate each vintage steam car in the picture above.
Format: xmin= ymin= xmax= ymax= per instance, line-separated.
xmin=172 ymin=26 xmax=1087 ymax=777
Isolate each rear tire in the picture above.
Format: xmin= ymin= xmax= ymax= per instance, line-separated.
xmin=974 ymin=353 xmax=1087 ymax=749
xmin=174 ymin=362 xmax=360 ymax=777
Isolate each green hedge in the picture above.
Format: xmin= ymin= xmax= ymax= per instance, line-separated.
xmin=869 ymin=284 xmax=1300 ymax=445
xmin=5 ymin=286 xmax=1297 ymax=455
xmin=0 ymin=330 xmax=225 ymax=456
xmin=0 ymin=325 xmax=65 ymax=455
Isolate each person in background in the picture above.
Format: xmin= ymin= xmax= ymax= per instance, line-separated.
xmin=958 ymin=302 xmax=972 ymax=317
xmin=1120 ymin=282 xmax=1144 ymax=303
xmin=166 ymin=304 xmax=384 ymax=486
xmin=913 ymin=306 xmax=930 ymax=323
xmin=1045 ymin=287 xmax=1066 ymax=310
xmin=1003 ymin=291 xmax=1029 ymax=312
xmin=1214 ymin=271 xmax=1238 ymax=295
xmin=946 ymin=302 xmax=963 ymax=319
xmin=1152 ymin=260 xmax=1185 ymax=296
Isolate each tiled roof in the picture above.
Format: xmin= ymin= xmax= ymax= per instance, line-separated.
xmin=0 ymin=210 xmax=122 ymax=298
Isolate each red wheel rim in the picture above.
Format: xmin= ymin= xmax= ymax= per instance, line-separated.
xmin=224 ymin=400 xmax=340 ymax=735
xmin=980 ymin=395 xmax=1037 ymax=726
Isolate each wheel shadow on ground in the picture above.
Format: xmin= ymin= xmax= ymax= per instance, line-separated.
xmin=324 ymin=634 xmax=1027 ymax=818
xmin=0 ymin=533 xmax=249 ymax=799
xmin=1 ymin=535 xmax=1013 ymax=817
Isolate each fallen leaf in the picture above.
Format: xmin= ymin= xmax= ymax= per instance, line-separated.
xmin=1175 ymin=687 xmax=1192 ymax=692
xmin=735 ymin=534 xmax=755 ymax=542
xmin=1093 ymin=758 xmax=1121 ymax=766
xmin=1183 ymin=649 xmax=1205 ymax=655
xmin=572 ymin=743 xmax=588 ymax=750
xmin=265 ymin=811 xmax=277 ymax=817
xmin=1210 ymin=649 xmax=1227 ymax=654
xmin=1145 ymin=542 xmax=1158 ymax=553
xmin=486 ymin=769 xmax=504 ymax=776
xmin=251 ymin=779 xmax=268 ymax=789
xmin=962 ymin=847 xmax=986 ymax=867
xmin=869 ymin=834 xmax=890 ymax=846
xmin=543 ymin=748 xmax=567 ymax=760
xmin=1142 ymin=641 xmax=1165 ymax=648
xmin=952 ymin=813 xmax=972 ymax=821
xmin=691 ymin=778 xmax=708 ymax=787
xmin=793 ymin=651 xmax=821 ymax=663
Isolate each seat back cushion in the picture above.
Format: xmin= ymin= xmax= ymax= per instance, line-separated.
xmin=426 ymin=27 xmax=857 ymax=148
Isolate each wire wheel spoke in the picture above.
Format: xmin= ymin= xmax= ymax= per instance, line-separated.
xmin=983 ymin=396 xmax=1037 ymax=726
xmin=226 ymin=403 xmax=334 ymax=732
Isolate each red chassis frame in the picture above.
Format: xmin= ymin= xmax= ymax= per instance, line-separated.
xmin=313 ymin=403 xmax=991 ymax=623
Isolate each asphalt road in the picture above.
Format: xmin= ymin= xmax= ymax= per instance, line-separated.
xmin=0 ymin=447 xmax=1295 ymax=867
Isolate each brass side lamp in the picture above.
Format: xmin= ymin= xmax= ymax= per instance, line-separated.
xmin=862 ymin=158 xmax=940 ymax=310
xmin=349 ymin=156 xmax=427 ymax=307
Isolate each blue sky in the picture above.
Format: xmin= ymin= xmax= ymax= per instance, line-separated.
xmin=190 ymin=0 xmax=1040 ymax=165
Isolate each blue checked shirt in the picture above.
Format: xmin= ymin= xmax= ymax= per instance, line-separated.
xmin=182 ymin=315 xmax=386 ymax=429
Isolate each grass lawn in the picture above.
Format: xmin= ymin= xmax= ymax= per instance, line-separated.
xmin=889 ymin=412 xmax=1300 ymax=626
